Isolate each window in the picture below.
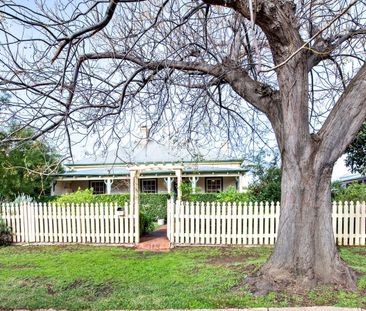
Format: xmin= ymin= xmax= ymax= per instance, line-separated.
xmin=205 ymin=178 xmax=222 ymax=193
xmin=141 ymin=179 xmax=157 ymax=193
xmin=90 ymin=181 xmax=106 ymax=194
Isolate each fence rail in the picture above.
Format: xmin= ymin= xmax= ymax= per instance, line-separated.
xmin=0 ymin=202 xmax=136 ymax=244
xmin=167 ymin=200 xmax=366 ymax=246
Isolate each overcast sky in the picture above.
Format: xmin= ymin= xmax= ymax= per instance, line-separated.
xmin=332 ymin=155 xmax=352 ymax=181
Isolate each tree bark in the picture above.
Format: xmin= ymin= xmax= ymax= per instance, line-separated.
xmin=248 ymin=145 xmax=357 ymax=293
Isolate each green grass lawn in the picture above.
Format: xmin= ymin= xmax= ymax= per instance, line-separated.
xmin=0 ymin=245 xmax=365 ymax=310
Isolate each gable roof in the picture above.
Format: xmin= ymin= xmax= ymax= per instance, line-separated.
xmin=67 ymin=141 xmax=242 ymax=166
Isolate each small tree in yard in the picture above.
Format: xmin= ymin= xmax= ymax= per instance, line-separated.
xmin=0 ymin=124 xmax=62 ymax=200
xmin=249 ymin=165 xmax=281 ymax=203
xmin=333 ymin=183 xmax=366 ymax=202
xmin=1 ymin=0 xmax=366 ymax=292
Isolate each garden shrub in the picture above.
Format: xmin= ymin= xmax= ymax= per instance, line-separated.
xmin=13 ymin=193 xmax=34 ymax=203
xmin=333 ymin=183 xmax=366 ymax=202
xmin=188 ymin=187 xmax=250 ymax=203
xmin=140 ymin=193 xmax=170 ymax=221
xmin=0 ymin=219 xmax=12 ymax=246
xmin=248 ymin=166 xmax=281 ymax=202
xmin=139 ymin=211 xmax=155 ymax=236
xmin=55 ymin=188 xmax=95 ymax=204
xmin=181 ymin=181 xmax=194 ymax=201
xmin=189 ymin=193 xmax=220 ymax=202
xmin=216 ymin=186 xmax=251 ymax=202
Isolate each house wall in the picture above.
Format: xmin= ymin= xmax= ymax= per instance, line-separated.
xmin=157 ymin=178 xmax=168 ymax=193
xmin=185 ymin=176 xmax=237 ymax=193
xmin=53 ymin=180 xmax=89 ymax=195
xmin=53 ymin=175 xmax=241 ymax=195
xmin=111 ymin=180 xmax=129 ymax=194
xmin=223 ymin=176 xmax=237 ymax=190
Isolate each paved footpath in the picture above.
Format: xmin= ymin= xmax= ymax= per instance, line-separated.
xmin=9 ymin=308 xmax=366 ymax=311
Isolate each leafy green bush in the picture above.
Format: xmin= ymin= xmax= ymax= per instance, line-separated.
xmin=248 ymin=166 xmax=281 ymax=202
xmin=181 ymin=181 xmax=194 ymax=201
xmin=188 ymin=188 xmax=250 ymax=202
xmin=55 ymin=188 xmax=95 ymax=204
xmin=0 ymin=219 xmax=12 ymax=246
xmin=331 ymin=181 xmax=343 ymax=200
xmin=139 ymin=211 xmax=155 ymax=236
xmin=13 ymin=194 xmax=34 ymax=204
xmin=216 ymin=186 xmax=250 ymax=202
xmin=189 ymin=193 xmax=220 ymax=202
xmin=333 ymin=183 xmax=366 ymax=202
xmin=140 ymin=193 xmax=170 ymax=221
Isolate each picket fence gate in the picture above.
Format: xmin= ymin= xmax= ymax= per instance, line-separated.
xmin=0 ymin=202 xmax=137 ymax=244
xmin=167 ymin=200 xmax=366 ymax=246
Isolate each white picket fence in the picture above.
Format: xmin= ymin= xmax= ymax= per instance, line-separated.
xmin=0 ymin=202 xmax=137 ymax=244
xmin=167 ymin=200 xmax=366 ymax=246
xmin=2 ymin=200 xmax=366 ymax=247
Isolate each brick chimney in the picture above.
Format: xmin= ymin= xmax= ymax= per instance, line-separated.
xmin=140 ymin=125 xmax=149 ymax=145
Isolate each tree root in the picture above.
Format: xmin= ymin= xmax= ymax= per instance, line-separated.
xmin=246 ymin=261 xmax=357 ymax=296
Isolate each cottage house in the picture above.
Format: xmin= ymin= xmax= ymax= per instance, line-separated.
xmin=52 ymin=131 xmax=249 ymax=196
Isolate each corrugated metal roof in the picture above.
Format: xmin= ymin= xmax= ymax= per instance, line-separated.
xmin=183 ymin=166 xmax=247 ymax=173
xmin=68 ymin=141 xmax=241 ymax=166
xmin=61 ymin=167 xmax=130 ymax=177
xmin=339 ymin=173 xmax=365 ymax=182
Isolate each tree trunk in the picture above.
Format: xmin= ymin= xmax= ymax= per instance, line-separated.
xmin=248 ymin=150 xmax=356 ymax=293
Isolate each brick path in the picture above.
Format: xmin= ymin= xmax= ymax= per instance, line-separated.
xmin=136 ymin=225 xmax=171 ymax=252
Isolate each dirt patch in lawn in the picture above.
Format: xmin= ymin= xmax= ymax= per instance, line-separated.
xmin=64 ymin=279 xmax=115 ymax=300
xmin=207 ymin=250 xmax=262 ymax=266
xmin=229 ymin=264 xmax=258 ymax=291
xmin=6 ymin=245 xmax=87 ymax=254
xmin=353 ymin=250 xmax=366 ymax=256
xmin=65 ymin=278 xmax=87 ymax=290
xmin=10 ymin=263 xmax=37 ymax=269
xmin=207 ymin=255 xmax=245 ymax=265
xmin=46 ymin=283 xmax=56 ymax=295
xmin=83 ymin=282 xmax=115 ymax=302
xmin=18 ymin=276 xmax=48 ymax=288
xmin=114 ymin=251 xmax=161 ymax=260
xmin=94 ymin=283 xmax=114 ymax=297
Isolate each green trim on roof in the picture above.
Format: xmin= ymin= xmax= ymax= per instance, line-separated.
xmin=55 ymin=173 xmax=129 ymax=177
xmin=55 ymin=168 xmax=248 ymax=178
xmin=64 ymin=159 xmax=244 ymax=167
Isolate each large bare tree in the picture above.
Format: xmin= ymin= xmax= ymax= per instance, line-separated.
xmin=1 ymin=0 xmax=366 ymax=291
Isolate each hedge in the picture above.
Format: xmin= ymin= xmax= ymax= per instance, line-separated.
xmin=41 ymin=189 xmax=251 ymax=223
xmin=43 ymin=191 xmax=170 ymax=221
xmin=189 ymin=192 xmax=250 ymax=202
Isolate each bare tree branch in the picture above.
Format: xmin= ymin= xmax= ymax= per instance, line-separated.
xmin=51 ymin=0 xmax=119 ymax=63
xmin=317 ymin=62 xmax=366 ymax=165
